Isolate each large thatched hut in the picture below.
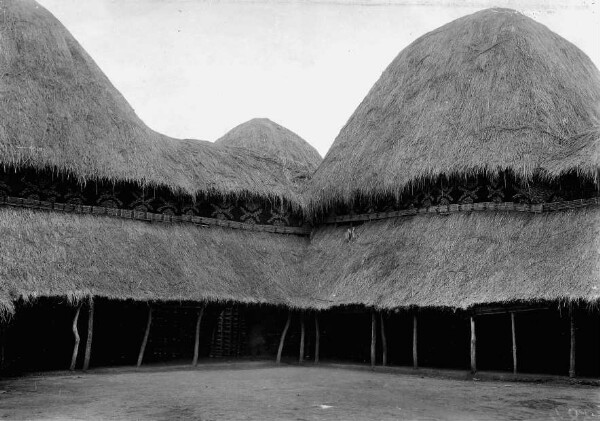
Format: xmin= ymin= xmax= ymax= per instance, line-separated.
xmin=307 ymin=8 xmax=599 ymax=376
xmin=0 ymin=1 xmax=598 ymax=378
xmin=0 ymin=0 xmax=313 ymax=371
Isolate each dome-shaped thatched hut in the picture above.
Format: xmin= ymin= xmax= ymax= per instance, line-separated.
xmin=216 ymin=118 xmax=322 ymax=175
xmin=306 ymin=8 xmax=599 ymax=376
xmin=310 ymin=8 xmax=600 ymax=209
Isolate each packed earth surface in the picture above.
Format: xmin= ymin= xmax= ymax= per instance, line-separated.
xmin=0 ymin=364 xmax=598 ymax=420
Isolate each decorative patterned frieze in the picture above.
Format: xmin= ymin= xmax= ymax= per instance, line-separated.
xmin=0 ymin=167 xmax=304 ymax=228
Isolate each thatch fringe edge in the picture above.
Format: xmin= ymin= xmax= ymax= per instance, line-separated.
xmin=0 ymin=292 xmax=322 ymax=322
xmin=308 ymin=166 xmax=600 ymax=216
xmin=3 ymin=294 xmax=597 ymax=322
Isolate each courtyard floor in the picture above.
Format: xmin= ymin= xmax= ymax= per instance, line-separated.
xmin=0 ymin=363 xmax=598 ymax=420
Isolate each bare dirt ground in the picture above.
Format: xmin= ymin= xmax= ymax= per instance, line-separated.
xmin=0 ymin=364 xmax=598 ymax=421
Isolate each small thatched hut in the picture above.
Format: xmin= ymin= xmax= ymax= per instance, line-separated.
xmin=306 ymin=8 xmax=599 ymax=376
xmin=216 ymin=118 xmax=322 ymax=175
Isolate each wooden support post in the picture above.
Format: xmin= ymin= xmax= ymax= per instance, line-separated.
xmin=137 ymin=306 xmax=153 ymax=368
xmin=511 ymin=312 xmax=517 ymax=375
xmin=83 ymin=297 xmax=94 ymax=371
xmin=276 ymin=311 xmax=291 ymax=364
xmin=413 ymin=314 xmax=418 ymax=369
xmin=69 ymin=304 xmax=82 ymax=371
xmin=371 ymin=311 xmax=376 ymax=367
xmin=0 ymin=327 xmax=4 ymax=371
xmin=569 ymin=307 xmax=576 ymax=378
xmin=314 ymin=312 xmax=320 ymax=364
xmin=470 ymin=316 xmax=477 ymax=374
xmin=0 ymin=337 xmax=4 ymax=371
xmin=380 ymin=312 xmax=387 ymax=366
xmin=299 ymin=312 xmax=305 ymax=363
xmin=192 ymin=306 xmax=205 ymax=366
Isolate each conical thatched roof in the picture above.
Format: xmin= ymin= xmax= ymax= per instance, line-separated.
xmin=0 ymin=0 xmax=306 ymax=207
xmin=310 ymin=8 xmax=600 ymax=211
xmin=216 ymin=118 xmax=322 ymax=174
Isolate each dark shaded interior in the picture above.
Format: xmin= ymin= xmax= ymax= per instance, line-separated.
xmin=0 ymin=299 xmax=597 ymax=379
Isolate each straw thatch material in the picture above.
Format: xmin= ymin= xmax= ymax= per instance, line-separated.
xmin=309 ymin=8 xmax=600 ymax=212
xmin=0 ymin=0 xmax=306 ymax=208
xmin=1 ymin=205 xmax=599 ymax=316
xmin=0 ymin=207 xmax=309 ymax=317
xmin=216 ymin=118 xmax=321 ymax=174
xmin=303 ymin=207 xmax=600 ymax=309
xmin=2 ymin=3 xmax=598 ymax=317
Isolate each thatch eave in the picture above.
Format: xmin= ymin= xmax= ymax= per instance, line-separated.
xmin=0 ymin=207 xmax=312 ymax=317
xmin=303 ymin=207 xmax=600 ymax=309
xmin=1 ymin=206 xmax=599 ymax=316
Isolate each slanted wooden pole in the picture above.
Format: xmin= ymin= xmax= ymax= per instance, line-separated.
xmin=412 ymin=314 xmax=418 ymax=369
xmin=569 ymin=307 xmax=576 ymax=378
xmin=470 ymin=316 xmax=477 ymax=374
xmin=380 ymin=312 xmax=387 ymax=366
xmin=511 ymin=312 xmax=517 ymax=374
xmin=69 ymin=304 xmax=82 ymax=371
xmin=276 ymin=311 xmax=291 ymax=364
xmin=82 ymin=297 xmax=94 ymax=371
xmin=137 ymin=306 xmax=153 ymax=368
xmin=299 ymin=312 xmax=305 ymax=363
xmin=314 ymin=312 xmax=320 ymax=364
xmin=192 ymin=306 xmax=205 ymax=366
xmin=370 ymin=311 xmax=376 ymax=367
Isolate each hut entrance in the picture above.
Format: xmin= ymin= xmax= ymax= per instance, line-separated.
xmin=209 ymin=306 xmax=246 ymax=358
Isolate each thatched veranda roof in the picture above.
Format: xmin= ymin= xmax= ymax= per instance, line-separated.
xmin=216 ymin=118 xmax=322 ymax=175
xmin=309 ymin=8 xmax=600 ymax=212
xmin=2 ymin=206 xmax=598 ymax=316
xmin=0 ymin=207 xmax=310 ymax=316
xmin=303 ymin=208 xmax=600 ymax=309
xmin=0 ymin=0 xmax=307 ymax=208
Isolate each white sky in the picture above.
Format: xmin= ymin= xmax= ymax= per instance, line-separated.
xmin=37 ymin=0 xmax=599 ymax=157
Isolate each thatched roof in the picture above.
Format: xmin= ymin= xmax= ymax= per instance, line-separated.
xmin=0 ymin=0 xmax=306 ymax=208
xmin=309 ymin=8 xmax=600 ymax=211
xmin=2 ymin=4 xmax=598 ymax=316
xmin=0 ymin=207 xmax=309 ymax=317
xmin=216 ymin=118 xmax=322 ymax=175
xmin=2 ymin=205 xmax=599 ymax=315
xmin=303 ymin=207 xmax=600 ymax=309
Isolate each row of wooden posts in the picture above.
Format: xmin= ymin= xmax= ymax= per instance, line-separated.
xmin=70 ymin=300 xmax=207 ymax=370
xmin=69 ymin=300 xmax=578 ymax=377
xmin=274 ymin=308 xmax=579 ymax=378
